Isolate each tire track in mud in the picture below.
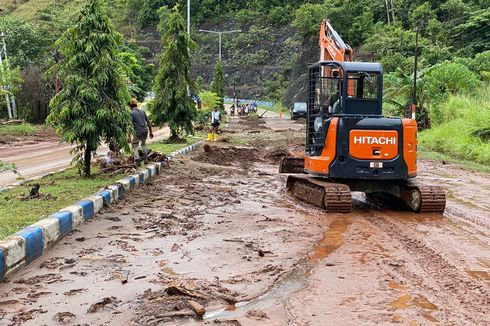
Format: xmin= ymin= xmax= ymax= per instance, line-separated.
xmin=364 ymin=212 xmax=490 ymax=325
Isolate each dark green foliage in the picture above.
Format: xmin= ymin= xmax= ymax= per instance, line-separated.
xmin=136 ymin=0 xmax=176 ymax=28
xmin=265 ymin=73 xmax=288 ymax=102
xmin=119 ymin=44 xmax=154 ymax=101
xmin=210 ymin=60 xmax=225 ymax=110
xmin=151 ymin=5 xmax=196 ymax=138
xmin=451 ymin=8 xmax=490 ymax=55
xmin=47 ymin=0 xmax=131 ymax=177
xmin=0 ymin=17 xmax=47 ymax=67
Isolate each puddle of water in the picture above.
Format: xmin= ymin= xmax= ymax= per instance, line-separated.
xmin=466 ymin=270 xmax=490 ymax=282
xmin=391 ymin=294 xmax=438 ymax=310
xmin=203 ymin=264 xmax=308 ymax=320
xmin=310 ymin=218 xmax=352 ymax=261
xmin=203 ymin=217 xmax=353 ymax=321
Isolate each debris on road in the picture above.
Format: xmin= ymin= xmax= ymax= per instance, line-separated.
xmin=0 ymin=115 xmax=488 ymax=326
xmin=187 ymin=299 xmax=206 ymax=319
xmin=87 ymin=296 xmax=120 ymax=313
xmin=53 ymin=311 xmax=76 ymax=323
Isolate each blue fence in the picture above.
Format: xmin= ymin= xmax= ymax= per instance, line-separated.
xmin=224 ymin=98 xmax=274 ymax=108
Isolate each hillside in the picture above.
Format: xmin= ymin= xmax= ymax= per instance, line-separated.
xmin=1 ymin=0 xmax=489 ymax=121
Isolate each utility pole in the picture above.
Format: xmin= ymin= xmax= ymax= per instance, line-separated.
xmin=0 ymin=31 xmax=16 ymax=119
xmin=411 ymin=29 xmax=419 ymax=120
xmin=198 ymin=29 xmax=241 ymax=61
xmin=187 ymin=0 xmax=190 ymax=35
xmin=384 ymin=0 xmax=391 ymax=24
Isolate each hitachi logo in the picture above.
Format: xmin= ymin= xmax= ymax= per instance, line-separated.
xmin=353 ymin=136 xmax=397 ymax=145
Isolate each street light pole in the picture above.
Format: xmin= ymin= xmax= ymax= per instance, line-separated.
xmin=187 ymin=0 xmax=190 ymax=35
xmin=198 ymin=29 xmax=241 ymax=61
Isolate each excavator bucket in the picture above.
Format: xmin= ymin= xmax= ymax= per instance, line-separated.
xmin=279 ymin=157 xmax=305 ymax=174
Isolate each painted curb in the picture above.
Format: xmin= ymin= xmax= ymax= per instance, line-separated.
xmin=0 ymin=142 xmax=201 ymax=282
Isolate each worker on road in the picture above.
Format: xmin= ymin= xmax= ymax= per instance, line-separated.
xmin=208 ymin=107 xmax=221 ymax=141
xmin=129 ymin=98 xmax=153 ymax=167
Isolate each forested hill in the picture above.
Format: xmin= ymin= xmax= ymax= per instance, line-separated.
xmin=1 ymin=0 xmax=489 ymax=107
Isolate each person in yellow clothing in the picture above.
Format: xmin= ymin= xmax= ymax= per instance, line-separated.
xmin=208 ymin=107 xmax=221 ymax=141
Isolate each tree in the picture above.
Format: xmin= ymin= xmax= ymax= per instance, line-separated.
xmin=138 ymin=0 xmax=175 ymax=28
xmin=151 ymin=5 xmax=196 ymax=139
xmin=0 ymin=62 xmax=23 ymax=119
xmin=47 ymin=0 xmax=131 ymax=177
xmin=0 ymin=17 xmax=47 ymax=67
xmin=210 ymin=60 xmax=225 ymax=110
xmin=119 ymin=45 xmax=154 ymax=101
xmin=424 ymin=62 xmax=480 ymax=125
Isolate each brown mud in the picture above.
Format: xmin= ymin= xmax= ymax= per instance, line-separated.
xmin=0 ymin=114 xmax=488 ymax=325
xmin=0 ymin=128 xmax=58 ymax=147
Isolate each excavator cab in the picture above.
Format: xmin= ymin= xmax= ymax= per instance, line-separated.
xmin=308 ymin=61 xmax=383 ymax=156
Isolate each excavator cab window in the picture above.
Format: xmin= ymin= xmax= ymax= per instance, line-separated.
xmin=347 ymin=72 xmax=379 ymax=100
xmin=343 ymin=69 xmax=382 ymax=116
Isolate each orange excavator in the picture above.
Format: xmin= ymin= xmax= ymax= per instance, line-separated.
xmin=280 ymin=20 xmax=446 ymax=213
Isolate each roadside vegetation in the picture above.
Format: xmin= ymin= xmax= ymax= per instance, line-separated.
xmin=0 ymin=167 xmax=126 ymax=239
xmin=419 ymin=85 xmax=490 ymax=166
xmin=0 ymin=122 xmax=39 ymax=136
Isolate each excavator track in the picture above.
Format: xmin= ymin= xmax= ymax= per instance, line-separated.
xmin=400 ymin=181 xmax=446 ymax=213
xmin=286 ymin=175 xmax=352 ymax=213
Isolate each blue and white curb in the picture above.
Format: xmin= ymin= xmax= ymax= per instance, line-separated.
xmin=0 ymin=142 xmax=201 ymax=282
xmin=168 ymin=142 xmax=201 ymax=159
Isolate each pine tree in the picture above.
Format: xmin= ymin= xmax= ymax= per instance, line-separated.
xmin=47 ymin=0 xmax=131 ymax=177
xmin=151 ymin=5 xmax=196 ymax=139
xmin=210 ymin=60 xmax=225 ymax=110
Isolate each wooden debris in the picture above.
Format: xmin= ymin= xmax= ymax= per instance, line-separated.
xmin=187 ymin=300 xmax=206 ymax=319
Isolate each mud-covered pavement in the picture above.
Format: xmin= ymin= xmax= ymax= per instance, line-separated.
xmin=0 ymin=115 xmax=489 ymax=325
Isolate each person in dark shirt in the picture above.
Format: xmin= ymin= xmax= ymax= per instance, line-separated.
xmin=129 ymin=98 xmax=153 ymax=167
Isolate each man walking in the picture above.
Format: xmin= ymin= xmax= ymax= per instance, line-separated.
xmin=129 ymin=98 xmax=153 ymax=167
xmin=208 ymin=107 xmax=221 ymax=142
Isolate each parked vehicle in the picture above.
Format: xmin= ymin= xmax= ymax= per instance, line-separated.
xmin=291 ymin=102 xmax=307 ymax=119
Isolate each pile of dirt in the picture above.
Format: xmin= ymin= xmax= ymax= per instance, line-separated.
xmin=262 ymin=147 xmax=291 ymax=164
xmin=0 ymin=127 xmax=58 ymax=146
xmin=192 ymin=145 xmax=260 ymax=169
xmin=239 ymin=116 xmax=266 ymax=129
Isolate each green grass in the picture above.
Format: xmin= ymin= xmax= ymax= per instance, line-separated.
xmin=0 ymin=133 xmax=204 ymax=240
xmin=0 ymin=123 xmax=39 ymax=136
xmin=418 ymin=149 xmax=490 ymax=173
xmin=419 ymin=84 xmax=490 ymax=166
xmin=258 ymin=103 xmax=290 ymax=115
xmin=0 ymin=167 xmax=126 ymax=239
xmin=5 ymin=0 xmax=129 ymax=31
xmin=148 ymin=133 xmax=205 ymax=154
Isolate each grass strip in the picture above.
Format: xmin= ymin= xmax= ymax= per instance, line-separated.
xmin=0 ymin=123 xmax=39 ymax=136
xmin=0 ymin=135 xmax=203 ymax=240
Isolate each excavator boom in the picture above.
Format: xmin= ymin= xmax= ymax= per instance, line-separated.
xmin=319 ymin=20 xmax=353 ymax=62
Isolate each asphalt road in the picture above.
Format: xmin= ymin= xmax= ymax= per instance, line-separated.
xmin=0 ymin=127 xmax=170 ymax=187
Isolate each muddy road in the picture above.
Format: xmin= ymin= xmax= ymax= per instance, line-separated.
xmin=0 ymin=116 xmax=488 ymax=325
